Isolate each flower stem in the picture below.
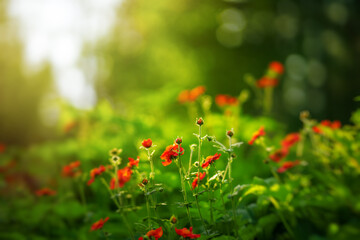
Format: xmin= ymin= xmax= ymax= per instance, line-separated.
xmin=264 ymin=87 xmax=273 ymax=115
xmin=178 ymin=144 xmax=193 ymax=226
xmin=147 ymin=149 xmax=158 ymax=218
xmin=145 ymin=186 xmax=151 ymax=229
xmin=228 ymin=137 xmax=239 ymax=239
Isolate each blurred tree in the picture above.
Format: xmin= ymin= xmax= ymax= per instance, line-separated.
xmin=0 ymin=0 xmax=53 ymax=145
xmin=88 ymin=0 xmax=360 ymax=129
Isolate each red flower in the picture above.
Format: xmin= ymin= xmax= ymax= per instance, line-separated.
xmin=160 ymin=144 xmax=184 ymax=166
xmin=215 ymin=94 xmax=239 ymax=107
xmin=331 ymin=120 xmax=341 ymax=129
xmin=90 ymin=217 xmax=109 ymax=231
xmin=35 ymin=187 xmax=57 ymax=196
xmin=281 ymin=133 xmax=300 ymax=149
xmin=87 ymin=165 xmax=106 ymax=185
xmin=142 ymin=139 xmax=152 ymax=148
xmin=0 ymin=143 xmax=6 ymax=153
xmin=201 ymin=153 xmax=221 ymax=168
xmin=256 ymin=77 xmax=278 ymax=88
xmin=178 ymin=86 xmax=205 ymax=103
xmin=277 ymin=160 xmax=301 ymax=173
xmin=248 ymin=126 xmax=265 ymax=145
xmin=127 ymin=157 xmax=140 ymax=168
xmin=110 ymin=166 xmax=132 ymax=189
xmin=62 ymin=161 xmax=81 ymax=177
xmin=175 ymin=227 xmax=201 ymax=239
xmin=139 ymin=227 xmax=163 ymax=240
xmin=321 ymin=120 xmax=341 ymax=129
xmin=269 ymin=148 xmax=289 ymax=163
xmin=269 ymin=61 xmax=284 ymax=74
xmin=192 ymin=172 xmax=206 ymax=189
xmin=312 ymin=126 xmax=323 ymax=134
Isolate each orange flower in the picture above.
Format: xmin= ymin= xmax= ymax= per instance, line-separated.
xmin=201 ymin=153 xmax=221 ymax=168
xmin=192 ymin=172 xmax=206 ymax=189
xmin=215 ymin=94 xmax=238 ymax=107
xmin=160 ymin=144 xmax=184 ymax=166
xmin=142 ymin=139 xmax=152 ymax=148
xmin=248 ymin=126 xmax=265 ymax=145
xmin=62 ymin=161 xmax=81 ymax=177
xmin=35 ymin=187 xmax=57 ymax=196
xmin=110 ymin=166 xmax=132 ymax=189
xmin=269 ymin=61 xmax=284 ymax=74
xmin=269 ymin=148 xmax=289 ymax=163
xmin=127 ymin=157 xmax=140 ymax=168
xmin=64 ymin=121 xmax=77 ymax=133
xmin=178 ymin=86 xmax=205 ymax=103
xmin=175 ymin=227 xmax=201 ymax=239
xmin=90 ymin=217 xmax=109 ymax=231
xmin=277 ymin=160 xmax=301 ymax=173
xmin=256 ymin=77 xmax=278 ymax=88
xmin=139 ymin=227 xmax=163 ymax=240
xmin=87 ymin=165 xmax=106 ymax=185
xmin=281 ymin=133 xmax=300 ymax=149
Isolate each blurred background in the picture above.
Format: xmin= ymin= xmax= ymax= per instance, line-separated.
xmin=1 ymin=0 xmax=360 ymax=146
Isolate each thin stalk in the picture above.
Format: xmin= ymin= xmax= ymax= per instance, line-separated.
xmin=77 ymin=178 xmax=87 ymax=210
xmin=194 ymin=125 xmax=210 ymax=234
xmin=228 ymin=137 xmax=239 ymax=239
xmin=269 ymin=196 xmax=295 ymax=238
xmin=145 ymin=186 xmax=151 ymax=229
xmin=178 ymin=144 xmax=193 ymax=226
xmin=114 ymin=165 xmax=135 ymax=240
xmin=147 ymin=149 xmax=158 ymax=217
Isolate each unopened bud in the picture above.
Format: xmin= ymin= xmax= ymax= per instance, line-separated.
xmin=142 ymin=178 xmax=148 ymax=185
xmin=175 ymin=138 xmax=182 ymax=144
xmin=227 ymin=130 xmax=234 ymax=137
xmin=170 ymin=215 xmax=177 ymax=224
xmin=196 ymin=118 xmax=204 ymax=126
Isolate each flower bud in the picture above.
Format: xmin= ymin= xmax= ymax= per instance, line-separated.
xmin=142 ymin=139 xmax=152 ymax=148
xmin=109 ymin=148 xmax=120 ymax=156
xmin=227 ymin=130 xmax=234 ymax=137
xmin=175 ymin=138 xmax=182 ymax=144
xmin=170 ymin=215 xmax=177 ymax=224
xmin=142 ymin=178 xmax=148 ymax=185
xmin=110 ymin=155 xmax=121 ymax=165
xmin=206 ymin=136 xmax=214 ymax=142
xmin=196 ymin=118 xmax=204 ymax=126
xmin=231 ymin=153 xmax=236 ymax=159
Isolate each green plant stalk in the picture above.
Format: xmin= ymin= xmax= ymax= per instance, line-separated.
xmin=188 ymin=146 xmax=194 ymax=176
xmin=206 ymin=173 xmax=214 ymax=225
xmin=269 ymin=197 xmax=295 ymax=238
xmin=228 ymin=137 xmax=239 ymax=239
xmin=145 ymin=186 xmax=151 ymax=229
xmin=178 ymin=144 xmax=193 ymax=226
xmin=77 ymin=178 xmax=87 ymax=210
xmin=147 ymin=149 xmax=158 ymax=218
xmin=194 ymin=125 xmax=210 ymax=234
xmin=264 ymin=87 xmax=273 ymax=115
xmin=114 ymin=165 xmax=135 ymax=240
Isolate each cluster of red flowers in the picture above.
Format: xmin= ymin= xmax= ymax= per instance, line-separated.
xmin=139 ymin=227 xmax=163 ymax=240
xmin=192 ymin=172 xmax=206 ymax=189
xmin=90 ymin=217 xmax=109 ymax=231
xmin=138 ymin=226 xmax=201 ymax=239
xmin=160 ymin=142 xmax=184 ymax=166
xmin=269 ymin=132 xmax=301 ymax=173
xmin=62 ymin=161 xmax=81 ymax=177
xmin=35 ymin=187 xmax=57 ymax=196
xmin=178 ymin=86 xmax=206 ymax=104
xmin=312 ymin=120 xmax=341 ymax=134
xmin=248 ymin=126 xmax=265 ymax=145
xmin=215 ymin=94 xmax=238 ymax=107
xmin=201 ymin=153 xmax=221 ymax=168
xmin=256 ymin=61 xmax=284 ymax=88
xmin=87 ymin=165 xmax=106 ymax=185
xmin=110 ymin=157 xmax=139 ymax=189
